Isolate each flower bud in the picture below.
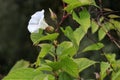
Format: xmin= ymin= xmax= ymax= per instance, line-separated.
xmin=49 ymin=8 xmax=57 ymax=21
xmin=45 ymin=26 xmax=54 ymax=33
xmin=106 ymin=68 xmax=111 ymax=75
xmin=94 ymin=72 xmax=100 ymax=79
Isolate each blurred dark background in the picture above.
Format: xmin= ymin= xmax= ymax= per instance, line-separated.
xmin=0 ymin=0 xmax=120 ymax=79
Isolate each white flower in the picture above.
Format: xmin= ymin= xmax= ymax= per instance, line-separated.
xmin=28 ymin=10 xmax=48 ymax=33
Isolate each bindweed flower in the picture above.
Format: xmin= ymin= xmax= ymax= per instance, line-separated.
xmin=28 ymin=10 xmax=48 ymax=33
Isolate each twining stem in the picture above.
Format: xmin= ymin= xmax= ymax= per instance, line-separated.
xmin=101 ymin=25 xmax=120 ymax=48
xmin=52 ymin=41 xmax=59 ymax=80
xmin=77 ymin=76 xmax=81 ymax=80
xmin=53 ymin=71 xmax=59 ymax=80
xmin=55 ymin=2 xmax=69 ymax=32
xmin=98 ymin=0 xmax=102 ymax=8
xmin=53 ymin=40 xmax=58 ymax=61
xmin=96 ymin=0 xmax=120 ymax=49
xmin=96 ymin=13 xmax=120 ymax=49
xmin=55 ymin=13 xmax=69 ymax=32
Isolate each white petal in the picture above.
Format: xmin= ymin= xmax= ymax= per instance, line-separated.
xmin=39 ymin=19 xmax=48 ymax=29
xmin=29 ymin=18 xmax=39 ymax=25
xmin=31 ymin=10 xmax=44 ymax=19
xmin=28 ymin=25 xmax=39 ymax=33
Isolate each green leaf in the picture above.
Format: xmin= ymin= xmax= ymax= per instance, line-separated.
xmin=35 ymin=64 xmax=52 ymax=71
xmin=31 ymin=32 xmax=59 ymax=44
xmin=38 ymin=33 xmax=59 ymax=42
xmin=105 ymin=53 xmax=116 ymax=64
xmin=39 ymin=44 xmax=53 ymax=58
xmin=61 ymin=26 xmax=86 ymax=49
xmin=103 ymin=8 xmax=113 ymax=12
xmin=110 ymin=19 xmax=120 ymax=28
xmin=56 ymin=41 xmax=76 ymax=58
xmin=64 ymin=2 xmax=85 ymax=13
xmin=73 ymin=27 xmax=86 ymax=45
xmin=61 ymin=57 xmax=79 ymax=77
xmin=108 ymin=14 xmax=120 ymax=19
xmin=3 ymin=68 xmax=42 ymax=80
xmin=105 ymin=53 xmax=118 ymax=71
xmin=73 ymin=9 xmax=90 ymax=33
xmin=33 ymin=74 xmax=55 ymax=80
xmin=99 ymin=16 xmax=104 ymax=23
xmin=63 ymin=0 xmax=78 ymax=4
xmin=61 ymin=26 xmax=86 ymax=50
xmin=82 ymin=43 xmax=104 ymax=52
xmin=58 ymin=72 xmax=74 ymax=80
xmin=100 ymin=62 xmax=110 ymax=80
xmin=61 ymin=26 xmax=74 ymax=41
xmin=109 ymin=19 xmax=120 ymax=33
xmin=61 ymin=26 xmax=78 ymax=49
xmin=112 ymin=70 xmax=120 ymax=80
xmin=116 ymin=60 xmax=120 ymax=69
xmin=91 ymin=19 xmax=99 ymax=33
xmin=9 ymin=60 xmax=29 ymax=73
xmin=47 ymin=61 xmax=62 ymax=71
xmin=98 ymin=22 xmax=114 ymax=41
xmin=47 ymin=75 xmax=55 ymax=80
xmin=64 ymin=0 xmax=98 ymax=12
xmin=98 ymin=27 xmax=106 ymax=41
xmin=74 ymin=58 xmax=96 ymax=72
xmin=36 ymin=44 xmax=53 ymax=67
xmin=31 ymin=29 xmax=43 ymax=44
xmin=72 ymin=11 xmax=80 ymax=24
xmin=79 ymin=0 xmax=97 ymax=6
xmin=79 ymin=9 xmax=91 ymax=33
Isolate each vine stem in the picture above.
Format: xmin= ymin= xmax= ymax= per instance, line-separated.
xmin=52 ymin=71 xmax=59 ymax=80
xmin=106 ymin=32 xmax=120 ymax=48
xmin=99 ymin=23 xmax=120 ymax=49
xmin=96 ymin=1 xmax=120 ymax=49
xmin=98 ymin=0 xmax=102 ymax=8
xmin=55 ymin=2 xmax=69 ymax=32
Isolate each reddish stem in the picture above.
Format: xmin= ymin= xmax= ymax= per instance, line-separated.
xmin=55 ymin=2 xmax=69 ymax=32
